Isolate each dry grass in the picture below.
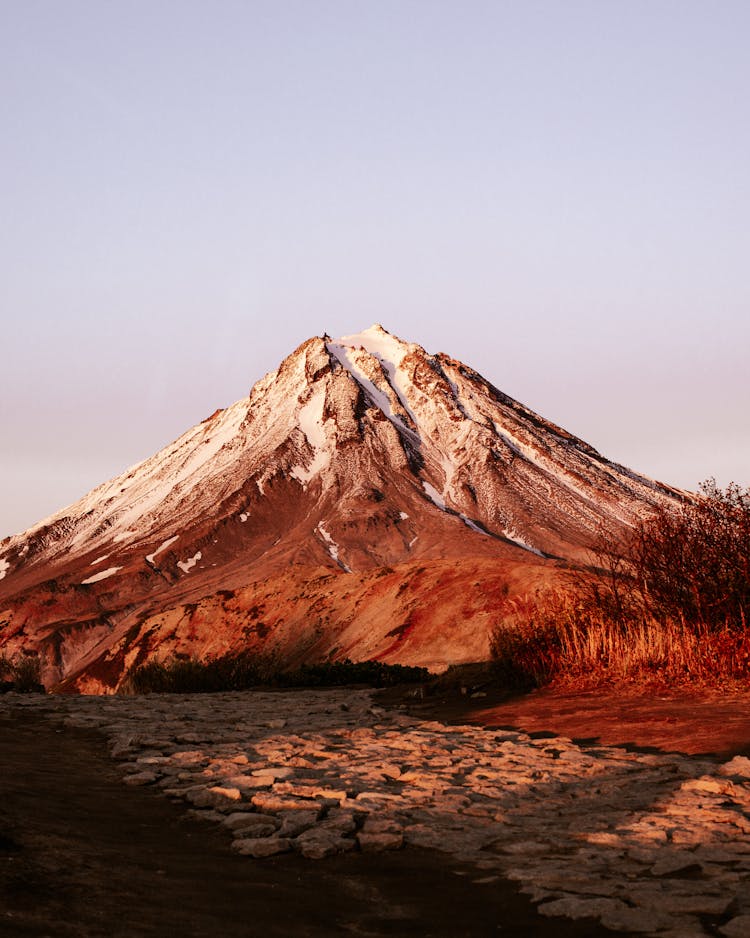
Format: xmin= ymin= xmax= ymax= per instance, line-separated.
xmin=490 ymin=482 xmax=750 ymax=691
xmin=490 ymin=591 xmax=750 ymax=691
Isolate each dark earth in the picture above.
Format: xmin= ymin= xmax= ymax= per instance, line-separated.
xmin=8 ymin=680 xmax=747 ymax=937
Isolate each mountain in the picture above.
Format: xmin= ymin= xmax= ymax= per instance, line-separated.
xmin=0 ymin=325 xmax=683 ymax=692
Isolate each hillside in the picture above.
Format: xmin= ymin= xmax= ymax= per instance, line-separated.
xmin=0 ymin=326 xmax=683 ymax=691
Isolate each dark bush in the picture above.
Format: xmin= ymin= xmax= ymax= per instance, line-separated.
xmin=0 ymin=653 xmax=45 ymax=693
xmin=279 ymin=658 xmax=429 ymax=688
xmin=125 ymin=651 xmax=279 ymax=694
xmin=125 ymin=652 xmax=429 ymax=694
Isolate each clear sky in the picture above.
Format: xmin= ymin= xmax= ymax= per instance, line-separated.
xmin=2 ymin=1 xmax=748 ymax=539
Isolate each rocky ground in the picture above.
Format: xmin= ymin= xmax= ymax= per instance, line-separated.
xmin=2 ymin=689 xmax=750 ymax=937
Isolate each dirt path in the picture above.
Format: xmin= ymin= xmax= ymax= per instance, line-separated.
xmin=0 ymin=706 xmax=621 ymax=938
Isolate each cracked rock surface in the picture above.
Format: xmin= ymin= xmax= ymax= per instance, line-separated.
xmin=5 ymin=689 xmax=750 ymax=937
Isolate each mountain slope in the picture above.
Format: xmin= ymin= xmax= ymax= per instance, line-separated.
xmin=0 ymin=325 xmax=683 ymax=691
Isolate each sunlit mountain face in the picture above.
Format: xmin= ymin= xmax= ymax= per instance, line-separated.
xmin=0 ymin=326 xmax=683 ymax=692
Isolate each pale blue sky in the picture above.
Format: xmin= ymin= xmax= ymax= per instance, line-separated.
xmin=2 ymin=1 xmax=749 ymax=538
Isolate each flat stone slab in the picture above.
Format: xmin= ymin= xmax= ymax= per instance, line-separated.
xmin=232 ymin=836 xmax=292 ymax=857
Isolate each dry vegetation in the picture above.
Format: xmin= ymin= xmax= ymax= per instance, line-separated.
xmin=491 ymin=481 xmax=750 ymax=690
xmin=125 ymin=655 xmax=429 ymax=694
xmin=0 ymin=651 xmax=43 ymax=693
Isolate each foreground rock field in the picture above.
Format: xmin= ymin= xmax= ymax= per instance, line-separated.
xmin=5 ymin=689 xmax=750 ymax=937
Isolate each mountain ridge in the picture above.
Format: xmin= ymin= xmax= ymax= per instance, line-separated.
xmin=0 ymin=325 xmax=684 ymax=691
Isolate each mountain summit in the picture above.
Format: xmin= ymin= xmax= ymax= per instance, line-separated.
xmin=0 ymin=326 xmax=682 ymax=691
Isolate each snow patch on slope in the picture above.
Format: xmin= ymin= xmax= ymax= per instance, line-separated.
xmin=503 ymin=528 xmax=544 ymax=557
xmin=327 ymin=343 xmax=397 ymax=420
xmin=423 ymin=484 xmax=487 ymax=537
xmin=177 ymin=551 xmax=202 ymax=573
xmin=81 ymin=566 xmax=121 ymax=585
xmin=436 ymin=448 xmax=461 ymax=503
xmin=18 ymin=399 xmax=252 ymax=562
xmin=333 ymin=325 xmax=419 ymax=426
xmin=145 ymin=536 xmax=179 ymax=565
xmin=104 ymin=401 xmax=249 ymax=539
xmin=422 ymin=481 xmax=446 ymax=510
xmin=317 ymin=523 xmax=351 ymax=573
xmin=460 ymin=514 xmax=488 ymax=536
xmin=0 ymin=558 xmax=9 ymax=581
xmin=338 ymin=324 xmax=407 ymax=369
xmin=291 ymin=387 xmax=330 ymax=486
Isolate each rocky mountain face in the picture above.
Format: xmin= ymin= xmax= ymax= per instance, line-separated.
xmin=0 ymin=325 xmax=683 ymax=691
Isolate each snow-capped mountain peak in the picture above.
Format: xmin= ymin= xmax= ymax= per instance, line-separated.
xmin=0 ymin=326 xmax=685 ymax=691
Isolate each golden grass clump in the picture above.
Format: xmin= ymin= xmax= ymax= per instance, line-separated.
xmin=490 ymin=591 xmax=750 ymax=690
xmin=490 ymin=481 xmax=750 ymax=690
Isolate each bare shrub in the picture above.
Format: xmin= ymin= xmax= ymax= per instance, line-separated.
xmin=124 ymin=652 xmax=429 ymax=694
xmin=0 ymin=652 xmax=44 ymax=693
xmin=490 ymin=481 xmax=750 ymax=689
xmin=124 ymin=651 xmax=281 ymax=694
xmin=630 ymin=480 xmax=750 ymax=628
